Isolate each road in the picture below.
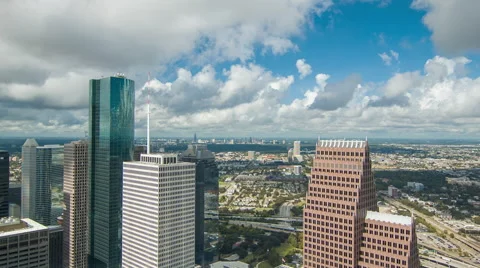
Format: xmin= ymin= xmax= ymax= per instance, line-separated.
xmin=228 ymin=220 xmax=301 ymax=234
xmin=421 ymin=255 xmax=478 ymax=268
xmin=278 ymin=201 xmax=294 ymax=217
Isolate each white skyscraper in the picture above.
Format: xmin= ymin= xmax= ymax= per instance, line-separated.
xmin=122 ymin=154 xmax=196 ymax=268
xmin=63 ymin=140 xmax=88 ymax=268
xmin=293 ymin=141 xmax=301 ymax=156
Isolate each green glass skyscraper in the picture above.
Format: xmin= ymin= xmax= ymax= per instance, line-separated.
xmin=88 ymin=75 xmax=135 ymax=268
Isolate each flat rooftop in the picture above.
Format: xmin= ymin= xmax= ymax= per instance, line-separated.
xmin=366 ymin=211 xmax=412 ymax=226
xmin=0 ymin=217 xmax=48 ymax=236
xmin=317 ymin=140 xmax=366 ymax=148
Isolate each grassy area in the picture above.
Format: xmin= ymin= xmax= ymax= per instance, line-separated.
xmin=258 ymin=261 xmax=273 ymax=268
xmin=275 ymin=242 xmax=297 ymax=257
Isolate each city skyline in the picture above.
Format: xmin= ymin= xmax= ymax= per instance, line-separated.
xmin=1 ymin=1 xmax=480 ymax=139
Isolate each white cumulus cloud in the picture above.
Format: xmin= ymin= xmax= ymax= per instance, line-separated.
xmin=296 ymin=59 xmax=313 ymax=79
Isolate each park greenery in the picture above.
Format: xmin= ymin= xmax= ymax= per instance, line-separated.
xmin=217 ymin=223 xmax=303 ymax=267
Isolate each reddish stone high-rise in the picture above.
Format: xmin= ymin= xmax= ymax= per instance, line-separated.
xmin=303 ymin=140 xmax=419 ymax=268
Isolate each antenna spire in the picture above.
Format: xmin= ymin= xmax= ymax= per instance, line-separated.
xmin=147 ymin=72 xmax=151 ymax=154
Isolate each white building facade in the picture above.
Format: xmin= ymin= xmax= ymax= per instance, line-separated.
xmin=122 ymin=154 xmax=196 ymax=268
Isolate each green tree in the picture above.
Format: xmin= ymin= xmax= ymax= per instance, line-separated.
xmin=287 ymin=233 xmax=298 ymax=248
xmin=297 ymin=233 xmax=304 ymax=249
xmin=267 ymin=251 xmax=282 ymax=266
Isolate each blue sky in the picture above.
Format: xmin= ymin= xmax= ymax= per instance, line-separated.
xmin=1 ymin=0 xmax=480 ymax=138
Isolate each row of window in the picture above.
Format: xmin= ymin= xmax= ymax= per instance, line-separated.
xmin=366 ymin=224 xmax=411 ymax=234
xmin=306 ymin=194 xmax=357 ymax=203
xmin=361 ymin=242 xmax=409 ymax=256
xmin=313 ymin=168 xmax=364 ymax=175
xmin=318 ymin=151 xmax=365 ymax=157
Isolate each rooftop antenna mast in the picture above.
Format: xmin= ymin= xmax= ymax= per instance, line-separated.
xmin=147 ymin=72 xmax=151 ymax=154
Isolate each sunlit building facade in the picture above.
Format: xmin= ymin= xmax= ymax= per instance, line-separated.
xmin=122 ymin=154 xmax=196 ymax=268
xmin=303 ymin=140 xmax=419 ymax=268
xmin=63 ymin=140 xmax=88 ymax=268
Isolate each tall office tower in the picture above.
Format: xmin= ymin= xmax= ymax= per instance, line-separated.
xmin=0 ymin=217 xmax=49 ymax=268
xmin=88 ymin=75 xmax=135 ymax=268
xmin=180 ymin=144 xmax=220 ymax=267
xmin=122 ymin=154 xmax=196 ymax=268
xmin=63 ymin=141 xmax=88 ymax=268
xmin=22 ymin=139 xmax=64 ymax=225
xmin=293 ymin=141 xmax=301 ymax=156
xmin=303 ymin=140 xmax=419 ymax=268
xmin=194 ymin=133 xmax=198 ymax=143
xmin=48 ymin=225 xmax=63 ymax=268
xmin=0 ymin=151 xmax=9 ymax=218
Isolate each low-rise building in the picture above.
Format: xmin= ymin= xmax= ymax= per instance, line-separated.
xmin=388 ymin=185 xmax=400 ymax=198
xmin=0 ymin=217 xmax=49 ymax=268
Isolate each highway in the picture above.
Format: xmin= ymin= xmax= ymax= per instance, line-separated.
xmin=385 ymin=198 xmax=480 ymax=267
xmin=227 ymin=220 xmax=301 ymax=234
xmin=385 ymin=198 xmax=480 ymax=254
xmin=420 ymin=255 xmax=478 ymax=268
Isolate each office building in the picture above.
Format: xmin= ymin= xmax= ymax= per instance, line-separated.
xmin=388 ymin=185 xmax=400 ymax=199
xmin=293 ymin=141 xmax=301 ymax=156
xmin=0 ymin=217 xmax=49 ymax=268
xmin=247 ymin=151 xmax=255 ymax=160
xmin=48 ymin=225 xmax=63 ymax=268
xmin=63 ymin=141 xmax=88 ymax=268
xmin=0 ymin=151 xmax=9 ymax=218
xmin=8 ymin=182 xmax=21 ymax=209
xmin=359 ymin=212 xmax=419 ymax=268
xmin=180 ymin=144 xmax=220 ymax=267
xmin=9 ymin=204 xmax=20 ymax=218
xmin=293 ymin=165 xmax=302 ymax=176
xmin=133 ymin=145 xmax=147 ymax=161
xmin=122 ymin=154 xmax=196 ymax=268
xmin=88 ymin=75 xmax=135 ymax=267
xmin=407 ymin=182 xmax=424 ymax=192
xmin=22 ymin=139 xmax=64 ymax=226
xmin=303 ymin=140 xmax=419 ymax=268
xmin=287 ymin=148 xmax=294 ymax=163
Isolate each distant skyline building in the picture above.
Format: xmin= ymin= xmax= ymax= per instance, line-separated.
xmin=293 ymin=141 xmax=301 ymax=156
xmin=63 ymin=140 xmax=88 ymax=268
xmin=0 ymin=217 xmax=49 ymax=268
xmin=0 ymin=151 xmax=9 ymax=218
xmin=303 ymin=139 xmax=419 ymax=268
xmin=180 ymin=144 xmax=220 ymax=266
xmin=194 ymin=133 xmax=198 ymax=143
xmin=21 ymin=139 xmax=64 ymax=226
xmin=88 ymin=75 xmax=135 ymax=268
xmin=122 ymin=154 xmax=196 ymax=268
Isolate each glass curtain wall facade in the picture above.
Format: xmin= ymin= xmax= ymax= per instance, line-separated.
xmin=88 ymin=76 xmax=134 ymax=268
xmin=22 ymin=139 xmax=64 ymax=226
xmin=180 ymin=144 xmax=220 ymax=267
xmin=0 ymin=151 xmax=9 ymax=218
